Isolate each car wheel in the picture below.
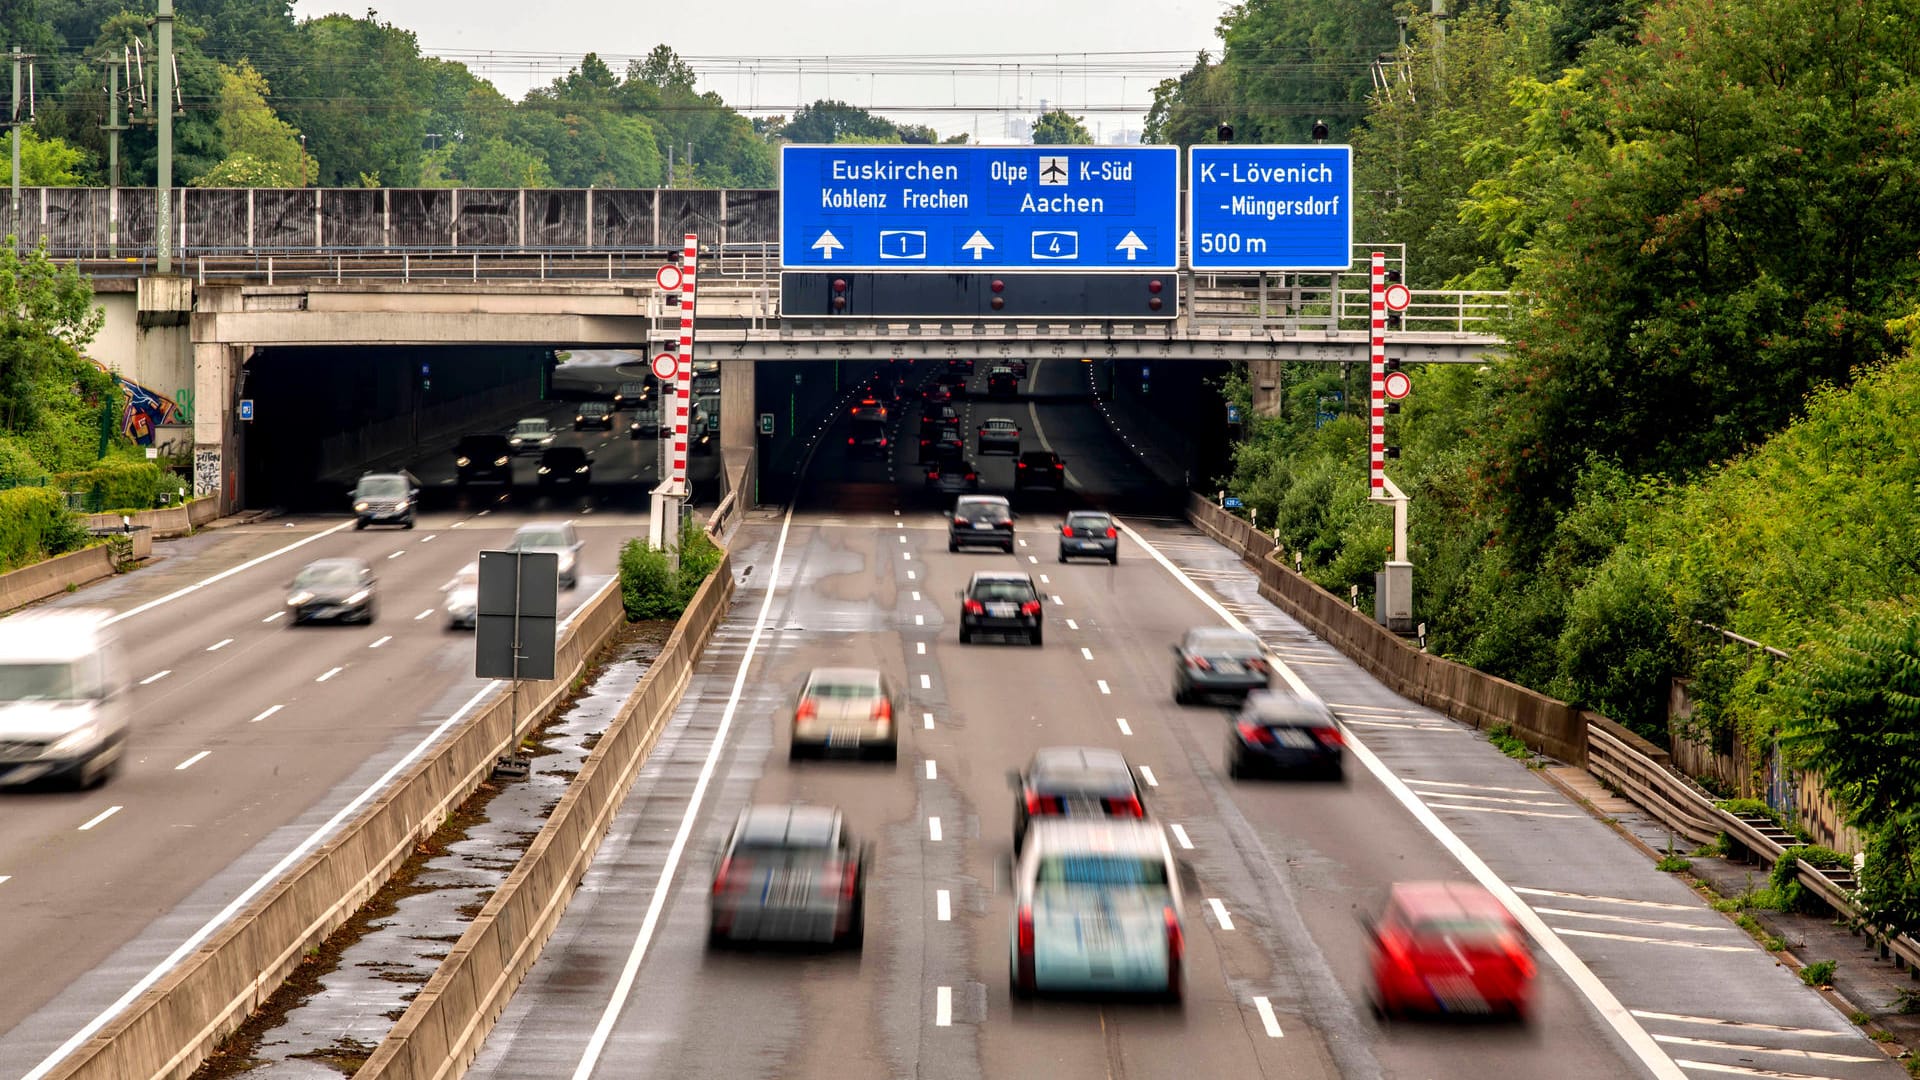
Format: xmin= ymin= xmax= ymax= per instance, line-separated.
xmin=1226 ymin=746 xmax=1243 ymax=779
xmin=403 ymin=518 xmax=415 ymax=530
xmin=879 ymin=740 xmax=899 ymax=763
xmin=1003 ymin=541 xmax=1015 ymax=554
xmin=1110 ymin=554 xmax=1119 ymax=565
xmin=1173 ymin=681 xmax=1191 ymax=705
xmin=1029 ymin=628 xmax=1043 ymax=647
xmin=948 ymin=540 xmax=959 ymax=553
xmin=353 ymin=518 xmax=367 ymax=531
xmin=1010 ymin=969 xmax=1035 ymax=1000
xmin=959 ymin=627 xmax=973 ymax=645
xmin=1057 ymin=551 xmax=1068 ymax=563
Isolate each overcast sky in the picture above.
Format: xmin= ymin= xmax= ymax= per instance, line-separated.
xmin=289 ymin=0 xmax=1226 ymax=142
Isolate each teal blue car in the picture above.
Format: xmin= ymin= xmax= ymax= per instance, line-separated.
xmin=1009 ymin=820 xmax=1186 ymax=1000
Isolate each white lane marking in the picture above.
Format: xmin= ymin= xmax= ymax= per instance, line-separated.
xmin=477 ymin=509 xmax=490 ymax=516
xmin=1097 ymin=680 xmax=1111 ymax=695
xmin=920 ymin=673 xmax=932 ymax=690
xmin=421 ymin=534 xmax=436 ymax=542
xmin=78 ymin=806 xmax=123 ymax=831
xmin=369 ymin=635 xmax=392 ymax=649
xmin=1028 ymin=555 xmax=1038 ymax=564
xmin=262 ymin=611 xmax=284 ymax=623
xmin=1066 ymin=619 xmax=1079 ymax=630
xmin=897 ymin=522 xmax=904 ymax=529
xmin=895 ymin=510 xmax=901 ymax=516
xmin=0 ymin=876 xmax=9 ymax=886
xmin=1138 ymin=766 xmax=1158 ymax=788
xmin=105 ymin=520 xmax=355 ymax=627
xmin=1653 ymin=1037 xmax=1876 ymax=1063
xmin=936 ymin=985 xmax=953 ymax=1027
xmin=387 ymin=549 xmax=406 ymax=560
xmin=174 ymin=751 xmax=211 ymax=771
xmin=917 ymin=641 xmax=926 ymax=654
xmin=1080 ymin=647 xmax=1094 ymax=660
xmin=1632 ymin=1012 xmax=1850 ymax=1038
xmin=1418 ymin=790 xmax=1565 ymax=808
xmin=139 ymin=670 xmax=171 ymax=685
xmin=450 ymin=521 xmax=465 ymax=529
xmin=1553 ymin=927 xmax=1749 ymax=952
xmin=1115 ymin=516 xmax=1688 ymax=1080
xmin=1534 ymin=907 xmax=1733 ymax=933
xmin=1404 ymin=778 xmax=1543 ymax=796
xmin=248 ymin=705 xmax=284 ymax=724
xmin=1208 ymin=898 xmax=1235 ymax=930
xmin=1343 ymin=717 xmax=1455 ymax=731
xmin=937 ymin=889 xmax=952 ymax=921
xmin=903 ymin=552 xmax=912 ymax=561
xmin=414 ymin=608 xmax=435 ymax=621
xmin=1050 ymin=595 xmax=1063 ymax=605
xmin=1018 ymin=539 xmax=1028 ymax=548
xmin=1169 ymin=824 xmax=1193 ymax=850
xmin=1673 ymin=1061 xmax=1845 ymax=1078
xmin=898 ymin=535 xmax=907 ymax=543
xmin=315 ymin=666 xmax=344 ymax=683
xmin=206 ymin=638 xmax=233 ymax=652
xmin=916 ymin=615 xmax=925 ymax=626
xmin=926 ymin=760 xmax=938 ymax=780
xmin=929 ymin=817 xmax=943 ymax=842
xmin=1514 ymin=886 xmax=1697 ymax=912
xmin=1039 ymin=574 xmax=1050 ymax=584
xmin=1252 ymin=996 xmax=1284 ymax=1038
xmin=1423 ymin=801 xmax=1579 ymax=819
xmin=923 ymin=712 xmax=935 ymax=730
xmin=1116 ymin=717 xmax=1131 ymax=735
xmin=570 ymin=505 xmax=798 ymax=1080
xmin=912 ymin=591 xmax=921 ymax=601
xmin=908 ymin=571 xmax=916 ymax=580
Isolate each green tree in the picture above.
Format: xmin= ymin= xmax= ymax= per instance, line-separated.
xmin=781 ymin=99 xmax=897 ymax=144
xmin=274 ymin=13 xmax=431 ymax=187
xmin=0 ymin=240 xmax=108 ymax=467
xmin=1781 ymin=602 xmax=1920 ymax=831
xmin=1031 ymin=109 xmax=1094 ymax=145
xmin=12 ymin=127 xmax=88 ymax=185
xmin=192 ymin=60 xmax=315 ymax=187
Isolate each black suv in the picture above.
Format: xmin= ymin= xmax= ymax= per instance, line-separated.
xmin=351 ymin=471 xmax=418 ymax=530
xmin=959 ymin=570 xmax=1043 ymax=645
xmin=948 ymin=494 xmax=1014 ymax=553
xmin=538 ymin=445 xmax=592 ymax=488
xmin=454 ymin=434 xmax=513 ymax=486
xmin=1015 ymin=451 xmax=1066 ymax=491
xmin=987 ymin=367 xmax=1020 ymax=398
xmin=575 ymin=401 xmax=615 ymax=430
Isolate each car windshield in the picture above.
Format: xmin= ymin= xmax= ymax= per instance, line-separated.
xmin=515 ymin=420 xmax=549 ymax=435
xmin=806 ymin=680 xmax=880 ymax=699
xmin=971 ymin=579 xmax=1035 ymax=602
xmin=0 ymin=662 xmax=82 ymax=702
xmin=511 ymin=530 xmax=570 ymax=549
xmin=1036 ymin=854 xmax=1168 ymax=888
xmin=356 ymin=476 xmax=408 ymax=498
xmin=295 ymin=564 xmax=360 ymax=588
xmin=581 ymin=403 xmax=608 ymax=414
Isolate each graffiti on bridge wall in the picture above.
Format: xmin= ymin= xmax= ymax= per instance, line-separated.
xmin=91 ymin=361 xmax=193 ymax=447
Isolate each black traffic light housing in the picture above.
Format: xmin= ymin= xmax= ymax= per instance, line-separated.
xmin=1217 ymin=123 xmax=1234 ymax=143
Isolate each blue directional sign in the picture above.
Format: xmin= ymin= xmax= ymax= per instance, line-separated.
xmin=238 ymin=399 xmax=254 ymax=421
xmin=782 ymin=144 xmax=1179 ymax=271
xmin=1187 ymin=145 xmax=1353 ymax=271
xmin=1223 ymin=496 xmax=1244 ymax=509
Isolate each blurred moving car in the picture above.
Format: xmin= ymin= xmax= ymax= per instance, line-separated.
xmin=454 ymin=434 xmax=513 ymax=486
xmin=987 ymin=366 xmax=1021 ymax=398
xmin=1226 ymin=689 xmax=1344 ymax=780
xmin=789 ymin=667 xmax=899 ymax=760
xmin=709 ymin=804 xmax=868 ymax=949
xmin=507 ymin=520 xmax=585 ymax=589
xmin=509 ymin=418 xmax=557 ymax=456
xmin=1008 ymin=358 xmax=1030 ymax=378
xmin=1171 ymin=627 xmax=1271 ymax=704
xmin=946 ymin=357 xmax=975 ymax=375
xmin=920 ymin=424 xmax=966 ymax=463
xmin=538 ymin=446 xmax=592 ymax=489
xmin=1059 ymin=511 xmax=1118 ymax=564
xmin=850 ymin=415 xmax=890 ymax=459
xmin=1015 ymin=450 xmax=1066 ymax=491
xmin=1010 ymin=820 xmax=1185 ymax=1000
xmin=1009 ymin=746 xmax=1146 ymax=853
xmin=925 ymin=457 xmax=980 ymax=494
xmin=936 ymin=370 xmax=970 ymax=399
xmin=922 ymin=384 xmax=954 ymax=407
xmin=575 ymin=401 xmax=615 ymax=430
xmin=949 ymin=494 xmax=1015 ymax=554
xmin=977 ymin=417 xmax=1021 ymax=455
xmin=612 ymin=379 xmax=649 ymax=409
xmin=0 ymin=609 xmax=128 ymax=789
xmin=287 ymin=557 xmax=377 ymax=625
xmin=351 ymin=471 xmax=418 ymax=530
xmin=1366 ymin=882 xmax=1534 ymax=1020
xmin=444 ymin=561 xmax=479 ymax=630
xmin=920 ymin=404 xmax=962 ymax=440
xmin=959 ymin=570 xmax=1043 ymax=645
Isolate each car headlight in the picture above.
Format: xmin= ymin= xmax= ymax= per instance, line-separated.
xmin=575 ymin=415 xmax=584 ymax=422
xmin=288 ymin=591 xmax=314 ymax=606
xmin=49 ymin=723 xmax=101 ymax=757
xmin=494 ymin=455 xmax=509 ymax=466
xmin=542 ymin=435 xmax=554 ymax=444
xmin=394 ymin=499 xmax=409 ymax=510
xmin=345 ymin=590 xmax=370 ymax=605
xmin=354 ymin=501 xmax=369 ymax=512
xmin=575 ymin=465 xmax=589 ymax=474
xmin=558 ymin=551 xmax=576 ymax=570
xmin=455 ymin=456 xmax=471 ymax=467
xmin=510 ymin=437 xmax=524 ymax=445
xmin=538 ymin=466 xmax=551 ymax=475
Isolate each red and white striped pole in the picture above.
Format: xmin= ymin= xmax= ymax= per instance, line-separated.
xmin=670 ymin=233 xmax=698 ymax=493
xmin=1369 ymin=251 xmax=1386 ymax=494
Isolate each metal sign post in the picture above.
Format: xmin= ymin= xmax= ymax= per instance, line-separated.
xmin=647 ymin=236 xmax=698 ymax=566
xmin=1366 ymin=250 xmax=1414 ymax=632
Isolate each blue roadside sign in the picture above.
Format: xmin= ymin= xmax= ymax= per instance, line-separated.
xmin=1223 ymin=496 xmax=1243 ymax=509
xmin=1187 ymin=145 xmax=1353 ymax=271
xmin=238 ymin=399 xmax=254 ymax=421
xmin=782 ymin=144 xmax=1179 ymax=271
xmin=1227 ymin=404 xmax=1242 ymax=424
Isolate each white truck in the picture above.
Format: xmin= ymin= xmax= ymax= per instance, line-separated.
xmin=0 ymin=609 xmax=129 ymax=788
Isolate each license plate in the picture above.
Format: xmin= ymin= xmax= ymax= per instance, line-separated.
xmin=827 ymin=728 xmax=860 ymax=747
xmin=987 ymin=602 xmax=1017 ymax=617
xmin=1274 ymin=728 xmax=1315 ymax=749
xmin=974 ymin=522 xmax=997 ymax=530
xmin=1426 ymin=976 xmax=1488 ymax=1012
xmin=1076 ymin=540 xmax=1099 ymax=549
xmin=1216 ymin=659 xmax=1243 ymax=674
xmin=765 ymin=870 xmax=812 ymax=907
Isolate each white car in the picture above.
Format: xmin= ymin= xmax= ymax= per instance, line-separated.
xmin=507 ymin=520 xmax=585 ymax=590
xmin=445 ymin=562 xmax=479 ymax=630
xmin=508 ymin=418 xmax=556 ymax=456
xmin=1009 ymin=819 xmax=1185 ymax=1001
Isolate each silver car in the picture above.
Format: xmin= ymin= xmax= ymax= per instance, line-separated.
xmin=1010 ymin=819 xmax=1186 ymax=1000
xmin=508 ymin=418 xmax=556 ymax=456
xmin=1171 ymin=627 xmax=1272 ymax=703
xmin=789 ymin=667 xmax=899 ymax=761
xmin=709 ymin=804 xmax=868 ymax=949
xmin=506 ymin=520 xmax=584 ymax=589
xmin=444 ymin=561 xmax=479 ymax=630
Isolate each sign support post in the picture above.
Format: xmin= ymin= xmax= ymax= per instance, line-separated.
xmin=1367 ymin=251 xmax=1414 ymax=632
xmin=648 ymin=236 xmax=698 ymax=567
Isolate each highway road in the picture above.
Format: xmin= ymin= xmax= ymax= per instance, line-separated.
xmin=0 ymin=401 xmax=667 ymax=1076
xmin=465 ymin=359 xmax=1900 ymax=1080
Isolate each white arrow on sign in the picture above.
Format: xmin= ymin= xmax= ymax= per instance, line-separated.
xmin=812 ymin=230 xmax=844 ymax=260
xmin=1115 ymin=231 xmax=1149 ymax=261
xmin=961 ymin=230 xmax=995 ymax=260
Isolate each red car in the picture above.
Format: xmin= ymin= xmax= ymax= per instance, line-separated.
xmin=1366 ymin=882 xmax=1534 ymax=1021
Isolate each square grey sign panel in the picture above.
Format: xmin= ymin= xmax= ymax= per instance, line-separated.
xmin=475 ymin=550 xmax=559 ymax=681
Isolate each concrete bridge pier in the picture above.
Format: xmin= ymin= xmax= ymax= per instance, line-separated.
xmin=719 ymin=359 xmax=757 ymax=505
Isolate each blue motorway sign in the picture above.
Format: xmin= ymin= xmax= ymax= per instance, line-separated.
xmin=1187 ymin=145 xmax=1353 ymax=271
xmin=1223 ymin=496 xmax=1244 ymax=509
xmin=781 ymin=144 xmax=1179 ymax=271
xmin=238 ymin=399 xmax=254 ymax=421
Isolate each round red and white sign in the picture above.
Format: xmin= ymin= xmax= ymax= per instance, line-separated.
xmin=1383 ymin=283 xmax=1412 ymax=312
xmin=655 ymin=264 xmax=683 ymax=292
xmin=651 ymin=352 xmax=679 ymax=381
xmin=1383 ymin=370 xmax=1412 ymax=400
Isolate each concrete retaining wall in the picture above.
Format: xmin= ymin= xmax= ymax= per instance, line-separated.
xmin=0 ymin=531 xmax=154 ymax=614
xmin=47 ymin=576 xmax=629 ymax=1080
xmin=84 ymin=498 xmax=218 ymax=540
xmin=1186 ymin=494 xmax=1589 ymax=766
xmin=358 ymin=553 xmax=737 ymax=1078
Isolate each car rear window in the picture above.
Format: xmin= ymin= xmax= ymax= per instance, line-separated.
xmin=1067 ymin=513 xmax=1111 ymax=530
xmin=1020 ymin=453 xmax=1058 ymax=466
xmin=1409 ymin=917 xmax=1516 ymax=944
xmin=1030 ymin=766 xmax=1132 ymax=796
xmin=971 ymin=579 xmax=1036 ymax=601
xmin=806 ymin=679 xmax=880 ymax=699
xmin=296 ymin=563 xmax=361 ymax=588
xmin=460 ymin=436 xmax=507 ymax=451
xmin=512 ymin=529 xmax=570 ymax=548
xmin=958 ymin=502 xmax=1009 ymax=520
xmin=1190 ymin=630 xmax=1261 ymax=655
xmin=1036 ymin=855 xmax=1168 ymax=887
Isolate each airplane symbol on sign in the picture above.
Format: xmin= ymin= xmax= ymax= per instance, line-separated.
xmin=1038 ymin=156 xmax=1069 ymax=186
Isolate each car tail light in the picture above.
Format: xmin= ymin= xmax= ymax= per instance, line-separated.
xmin=871 ymin=698 xmax=893 ymax=723
xmin=965 ymin=472 xmax=977 ymax=481
xmin=1104 ymin=794 xmax=1145 ymax=818
xmin=1186 ymin=654 xmax=1213 ymax=670
xmin=1053 ymin=462 xmax=1064 ymax=471
xmin=713 ymin=857 xmax=741 ymax=894
xmin=980 ymin=428 xmax=988 ymax=436
xmin=1024 ymin=790 xmax=1065 ymax=815
xmin=1018 ymin=904 xmax=1035 ymax=955
xmin=848 ymin=437 xmax=855 ymax=445
xmin=1020 ymin=600 xmax=1042 ymax=616
xmin=1062 ymin=526 xmax=1074 ymax=538
xmin=954 ymin=516 xmax=968 ymax=526
xmin=879 ymin=437 xmax=888 ymax=447
xmin=1017 ymin=462 xmax=1027 ymax=469
xmin=1105 ymin=527 xmax=1118 ymax=539
xmin=1165 ymin=906 xmax=1184 ymax=964
xmin=796 ymin=698 xmax=818 ymax=722
xmin=928 ymin=469 xmax=941 ymax=480
xmin=823 ymin=859 xmax=859 ymax=901
xmin=1504 ymin=937 xmax=1536 ymax=979
xmin=964 ymin=599 xmax=985 ymax=615
xmin=1313 ymin=726 xmax=1344 ymax=746
xmin=1237 ymin=721 xmax=1276 ymax=745
xmin=1380 ymin=929 xmax=1415 ymax=974
xmin=1244 ymin=657 xmax=1269 ymax=672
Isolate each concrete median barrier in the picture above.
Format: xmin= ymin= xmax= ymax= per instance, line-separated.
xmin=0 ymin=530 xmax=153 ymax=614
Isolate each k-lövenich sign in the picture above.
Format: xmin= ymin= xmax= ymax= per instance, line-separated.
xmin=1187 ymin=145 xmax=1353 ymax=271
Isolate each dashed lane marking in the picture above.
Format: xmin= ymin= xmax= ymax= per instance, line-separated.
xmin=929 ymin=817 xmax=943 ymax=842
xmin=1252 ymin=996 xmax=1284 ymax=1037
xmin=1552 ymin=927 xmax=1749 ymax=952
xmin=140 ymin=670 xmax=171 ymax=685
xmin=1169 ymin=824 xmax=1193 ymax=849
xmin=920 ymin=674 xmax=932 ymax=690
xmin=916 ymin=615 xmax=925 ymax=626
xmin=262 ymin=611 xmax=284 ymax=623
xmin=1066 ymin=619 xmax=1079 ymax=630
xmin=369 ymin=635 xmax=392 ymax=649
xmin=206 ymin=639 xmax=233 ymax=652
xmin=937 ymin=890 xmax=952 ymax=921
xmin=175 ymin=751 xmax=211 ymax=771
xmin=1116 ymin=718 xmax=1131 ymax=735
xmin=923 ymin=712 xmax=935 ymax=730
xmin=1081 ymin=647 xmax=1094 ymax=660
xmin=315 ymin=666 xmax=344 ymax=683
xmin=917 ymin=642 xmax=926 ymax=654
xmin=936 ymin=986 xmax=953 ymax=1027
xmin=414 ymin=609 xmax=435 ymax=621
xmin=926 ymin=760 xmax=937 ymax=780
xmin=1513 ymin=887 xmax=1697 ymax=912
xmin=1138 ymin=765 xmax=1158 ymax=787
xmin=387 ymin=550 xmax=406 ymax=560
xmin=248 ymin=705 xmax=283 ymax=724
xmin=1208 ymin=898 xmax=1235 ymax=930
xmin=1097 ymin=680 xmax=1111 ymax=695
xmin=78 ymin=806 xmax=122 ymax=831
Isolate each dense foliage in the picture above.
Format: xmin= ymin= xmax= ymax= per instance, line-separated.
xmin=618 ymin=524 xmax=723 ymax=622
